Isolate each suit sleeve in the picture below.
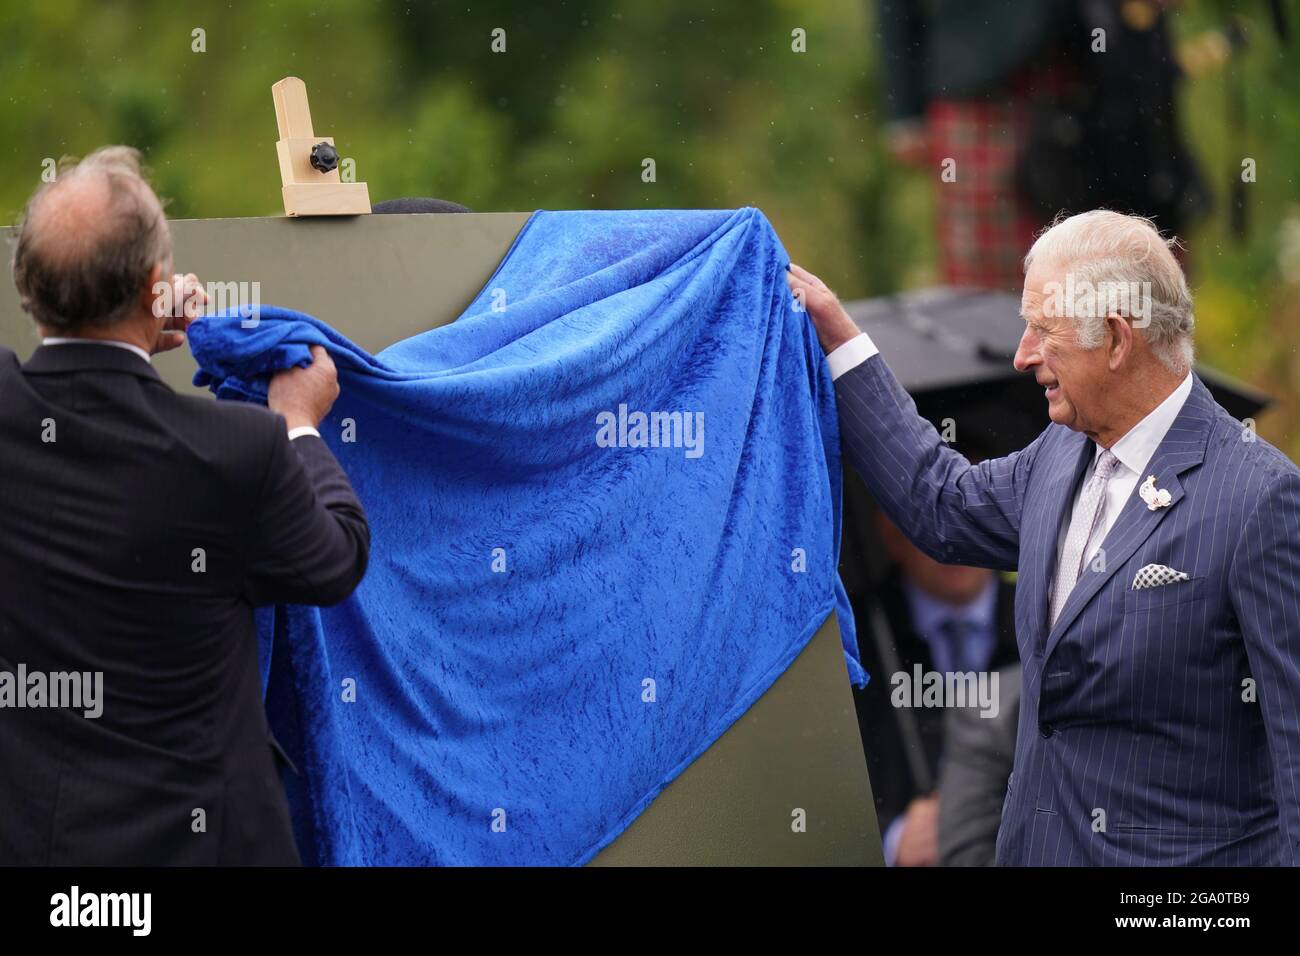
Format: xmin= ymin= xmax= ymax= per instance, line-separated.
xmin=1231 ymin=470 xmax=1300 ymax=865
xmin=835 ymin=355 xmax=1041 ymax=571
xmin=243 ymin=426 xmax=370 ymax=608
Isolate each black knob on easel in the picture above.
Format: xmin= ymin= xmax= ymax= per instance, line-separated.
xmin=310 ymin=141 xmax=339 ymax=173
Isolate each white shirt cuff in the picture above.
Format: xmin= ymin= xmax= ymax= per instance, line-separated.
xmin=826 ymin=332 xmax=879 ymax=381
xmin=287 ymin=426 xmax=321 ymax=441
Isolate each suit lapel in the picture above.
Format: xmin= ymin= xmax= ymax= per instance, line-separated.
xmin=1042 ymin=376 xmax=1216 ymax=661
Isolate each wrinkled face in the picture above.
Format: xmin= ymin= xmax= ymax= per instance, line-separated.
xmin=1013 ymin=257 xmax=1112 ymax=437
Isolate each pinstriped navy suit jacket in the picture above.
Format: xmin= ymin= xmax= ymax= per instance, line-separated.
xmin=837 ymin=355 xmax=1300 ymax=865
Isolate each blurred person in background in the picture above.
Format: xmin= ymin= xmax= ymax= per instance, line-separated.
xmin=853 ymin=497 xmax=1020 ymax=866
xmin=937 ymin=661 xmax=1022 ymax=866
xmin=876 ymin=0 xmax=1208 ymax=290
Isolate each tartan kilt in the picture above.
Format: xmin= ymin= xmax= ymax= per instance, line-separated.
xmin=927 ymin=97 xmax=1044 ymax=292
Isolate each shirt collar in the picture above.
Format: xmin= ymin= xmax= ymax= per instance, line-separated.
xmin=41 ymin=337 xmax=152 ymax=366
xmin=902 ymin=574 xmax=998 ymax=635
xmin=1097 ymin=372 xmax=1194 ymax=476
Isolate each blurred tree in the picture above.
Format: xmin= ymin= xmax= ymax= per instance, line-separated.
xmin=0 ymin=0 xmax=1295 ymax=452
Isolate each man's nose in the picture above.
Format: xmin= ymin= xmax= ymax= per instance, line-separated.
xmin=1013 ymin=327 xmax=1038 ymax=373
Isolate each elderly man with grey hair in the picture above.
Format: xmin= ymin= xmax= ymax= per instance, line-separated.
xmin=789 ymin=209 xmax=1300 ymax=866
xmin=0 ymin=146 xmax=369 ymax=865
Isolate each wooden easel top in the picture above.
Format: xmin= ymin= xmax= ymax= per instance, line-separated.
xmin=271 ymin=75 xmax=370 ymax=216
xmin=272 ymin=76 xmax=316 ymax=140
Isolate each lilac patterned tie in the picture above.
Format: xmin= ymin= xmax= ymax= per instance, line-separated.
xmin=1050 ymin=449 xmax=1121 ymax=627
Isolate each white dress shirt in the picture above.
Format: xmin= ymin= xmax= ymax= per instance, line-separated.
xmin=42 ymin=336 xmax=152 ymax=365
xmin=826 ymin=332 xmax=879 ymax=381
xmin=39 ymin=337 xmax=321 ymax=441
xmin=1054 ymin=371 xmax=1193 ymax=579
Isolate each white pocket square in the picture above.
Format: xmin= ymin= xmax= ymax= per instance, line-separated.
xmin=1132 ymin=563 xmax=1191 ymax=590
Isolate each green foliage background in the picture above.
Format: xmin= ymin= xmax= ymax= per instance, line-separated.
xmin=0 ymin=0 xmax=1296 ymax=449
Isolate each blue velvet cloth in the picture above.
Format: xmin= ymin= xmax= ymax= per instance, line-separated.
xmin=188 ymin=207 xmax=864 ymax=866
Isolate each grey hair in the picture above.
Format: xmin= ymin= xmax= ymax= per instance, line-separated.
xmin=11 ymin=145 xmax=171 ymax=334
xmin=1023 ymin=209 xmax=1195 ymax=374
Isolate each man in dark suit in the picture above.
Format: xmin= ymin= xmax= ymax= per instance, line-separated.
xmin=853 ymin=510 xmax=1019 ymax=866
xmin=0 ymin=145 xmax=369 ymax=864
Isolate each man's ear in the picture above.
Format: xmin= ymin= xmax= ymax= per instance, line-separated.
xmin=140 ymin=262 xmax=168 ymax=319
xmin=1105 ymin=313 xmax=1133 ymax=371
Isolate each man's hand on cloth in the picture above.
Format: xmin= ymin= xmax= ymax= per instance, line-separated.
xmin=268 ymin=344 xmax=340 ymax=432
xmin=786 ymin=263 xmax=861 ymax=355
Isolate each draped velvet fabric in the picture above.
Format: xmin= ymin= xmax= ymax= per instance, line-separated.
xmin=188 ymin=208 xmax=863 ymax=865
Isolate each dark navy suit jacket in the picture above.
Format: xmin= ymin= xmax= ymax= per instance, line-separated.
xmin=837 ymin=355 xmax=1300 ymax=865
